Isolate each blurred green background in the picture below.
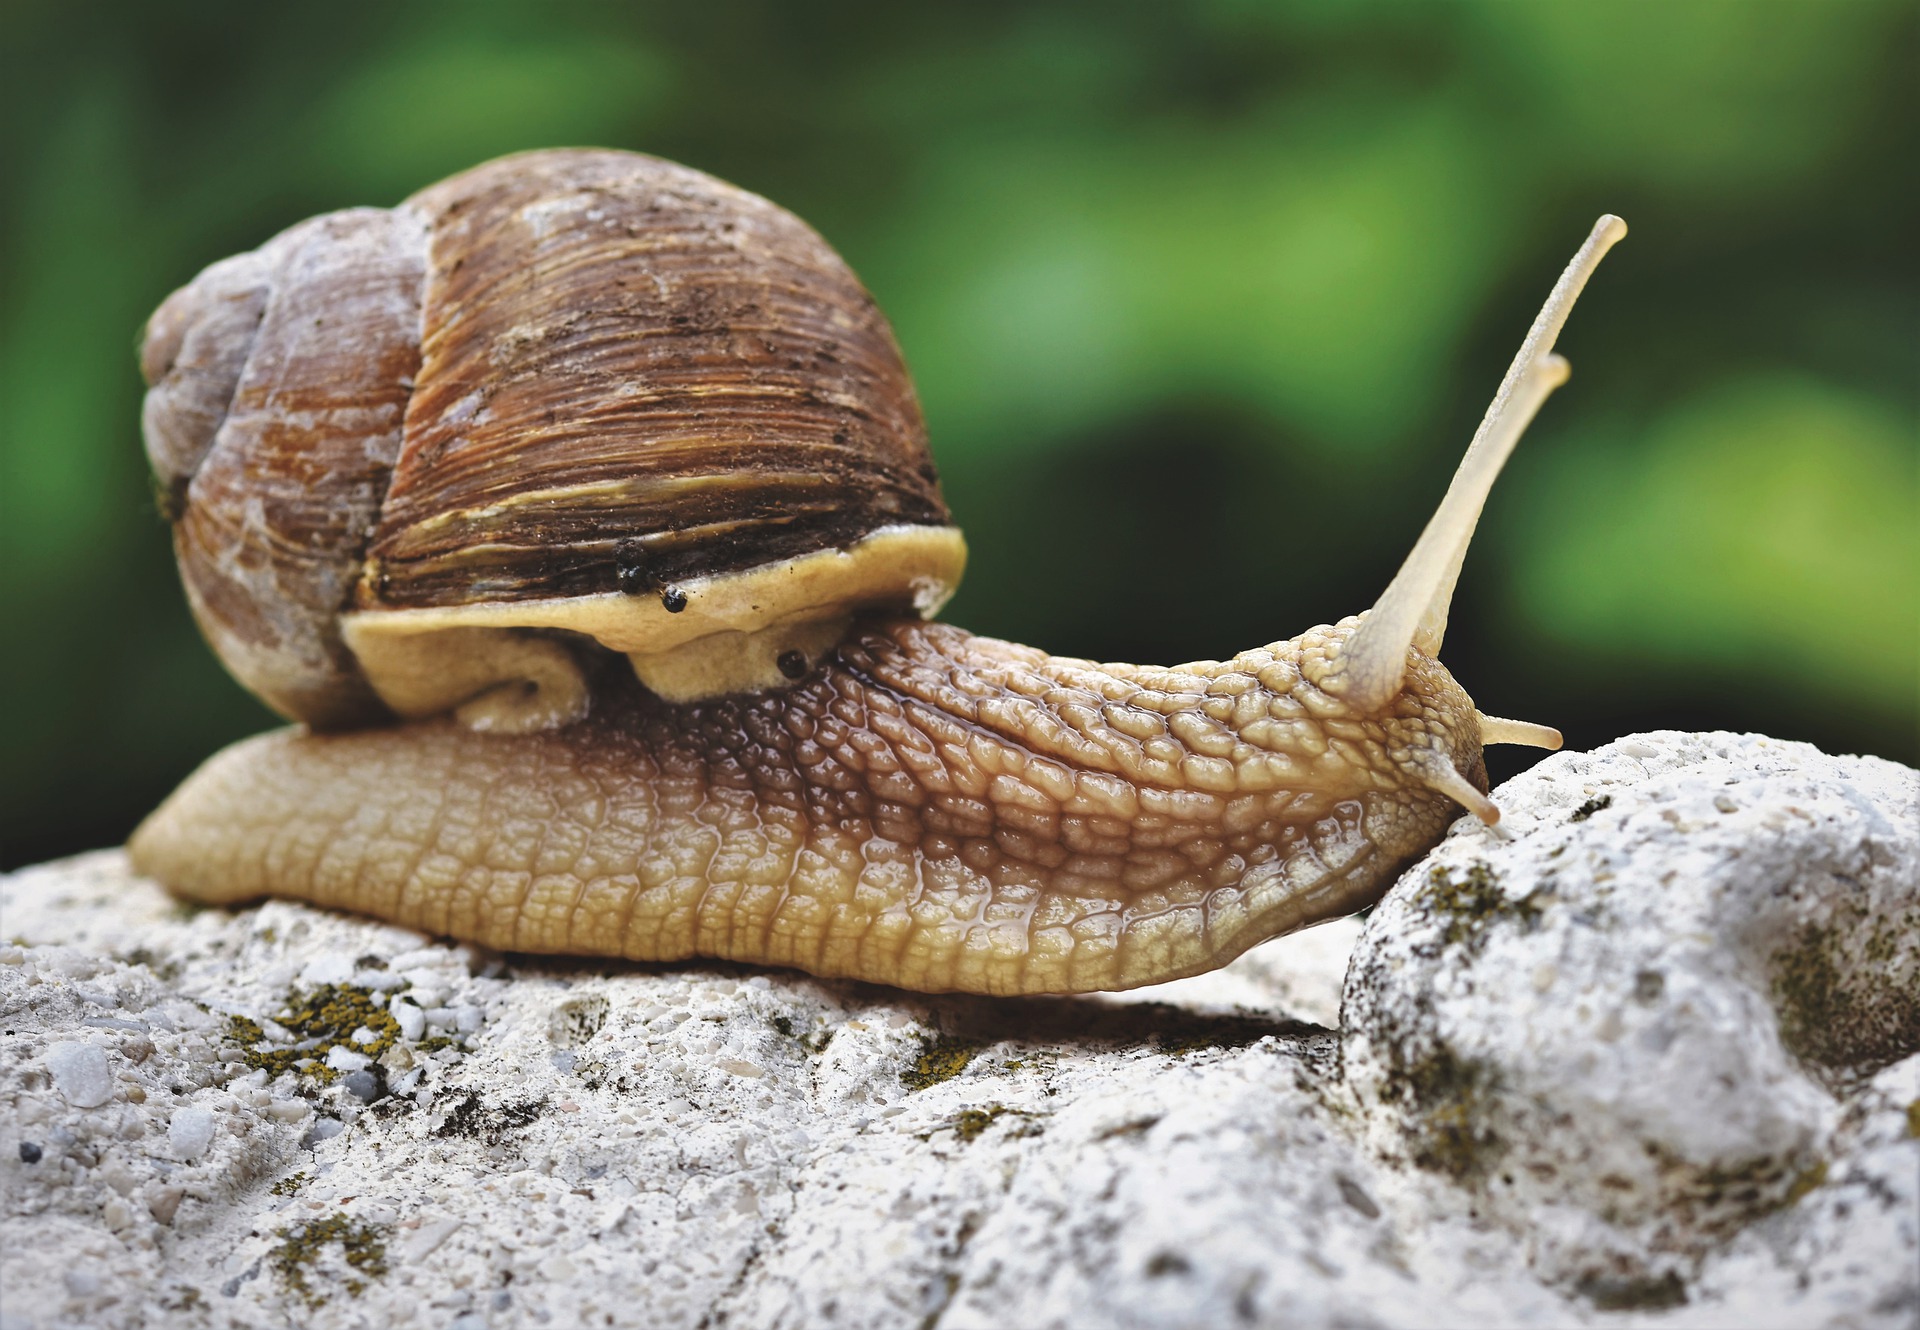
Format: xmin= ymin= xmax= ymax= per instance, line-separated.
xmin=2 ymin=1 xmax=1914 ymax=869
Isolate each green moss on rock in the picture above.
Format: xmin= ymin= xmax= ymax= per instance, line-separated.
xmin=1781 ymin=1159 xmax=1828 ymax=1207
xmin=1422 ymin=862 xmax=1547 ymax=951
xmin=953 ymin=1105 xmax=1012 ymax=1142
xmin=1377 ymin=1027 xmax=1504 ymax=1181
xmin=1403 ymin=1045 xmax=1503 ymax=1179
xmin=1569 ymin=795 xmax=1612 ymax=823
xmin=431 ymin=1090 xmax=547 ymax=1145
xmin=903 ymin=1035 xmax=983 ymax=1090
xmin=1770 ymin=910 xmax=1920 ymax=1078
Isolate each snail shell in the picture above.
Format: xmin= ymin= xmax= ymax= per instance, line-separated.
xmin=141 ymin=150 xmax=966 ymax=730
xmin=132 ymin=150 xmax=1625 ymax=995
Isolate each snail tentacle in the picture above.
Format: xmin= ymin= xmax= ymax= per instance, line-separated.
xmin=1324 ymin=215 xmax=1627 ymax=715
xmin=1476 ymin=714 xmax=1564 ymax=751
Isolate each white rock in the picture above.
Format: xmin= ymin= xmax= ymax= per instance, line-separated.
xmin=305 ymin=1117 xmax=345 ymax=1144
xmin=45 ymin=1041 xmax=113 ymax=1108
xmin=100 ymin=1197 xmax=134 ymax=1232
xmin=0 ymin=734 xmax=1911 ymax=1330
xmin=401 ymin=979 xmax=447 ymax=1008
xmin=324 ymin=1046 xmax=371 ymax=1073
xmin=297 ymin=953 xmax=356 ymax=987
xmin=168 ymin=1107 xmax=215 ymax=1160
xmin=1342 ymin=732 xmax=1919 ymax=1302
xmin=390 ymin=997 xmax=426 ymax=1041
xmin=48 ymin=949 xmax=101 ymax=980
xmin=388 ymin=949 xmax=445 ymax=970
xmin=146 ymin=1185 xmax=184 ymax=1226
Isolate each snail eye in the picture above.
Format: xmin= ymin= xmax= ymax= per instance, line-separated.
xmin=776 ymin=650 xmax=808 ymax=681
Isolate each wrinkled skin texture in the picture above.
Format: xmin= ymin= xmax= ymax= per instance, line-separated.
xmin=132 ymin=618 xmax=1483 ymax=994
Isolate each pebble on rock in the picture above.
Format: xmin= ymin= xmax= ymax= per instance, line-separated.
xmin=146 ymin=1186 xmax=184 ymax=1226
xmin=168 ymin=1106 xmax=214 ymax=1160
xmin=298 ymin=954 xmax=356 ymax=987
xmin=45 ymin=1041 xmax=113 ymax=1108
xmin=302 ymin=1117 xmax=345 ymax=1147
xmin=324 ymin=1046 xmax=372 ymax=1073
xmin=390 ymin=998 xmax=426 ymax=1041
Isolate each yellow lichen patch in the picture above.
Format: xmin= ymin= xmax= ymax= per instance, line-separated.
xmin=269 ymin=1213 xmax=391 ymax=1309
xmin=227 ymin=984 xmax=405 ymax=1084
xmin=948 ymin=1104 xmax=1043 ymax=1142
xmin=952 ymin=1106 xmax=1008 ymax=1141
xmin=1781 ymin=1159 xmax=1828 ymax=1207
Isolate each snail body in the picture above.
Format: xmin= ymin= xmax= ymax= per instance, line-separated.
xmin=130 ymin=150 xmax=1625 ymax=994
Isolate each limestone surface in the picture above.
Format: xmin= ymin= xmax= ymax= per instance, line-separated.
xmin=0 ymin=732 xmax=1913 ymax=1329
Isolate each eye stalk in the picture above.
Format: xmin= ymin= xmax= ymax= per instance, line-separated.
xmin=1319 ymin=215 xmax=1628 ymax=821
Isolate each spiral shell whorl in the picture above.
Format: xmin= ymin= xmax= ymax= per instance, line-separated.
xmin=142 ymin=209 xmax=425 ymax=728
xmin=141 ymin=250 xmax=270 ymax=504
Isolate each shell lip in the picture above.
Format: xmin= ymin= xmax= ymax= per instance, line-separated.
xmin=343 ymin=522 xmax=966 ymax=652
xmin=339 ymin=522 xmax=967 ymax=711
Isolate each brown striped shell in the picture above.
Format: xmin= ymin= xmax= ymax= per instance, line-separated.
xmin=141 ymin=149 xmax=966 ymax=730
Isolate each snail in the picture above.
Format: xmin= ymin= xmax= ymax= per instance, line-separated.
xmin=129 ymin=149 xmax=1624 ymax=996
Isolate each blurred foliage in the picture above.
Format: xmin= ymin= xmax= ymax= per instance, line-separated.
xmin=1 ymin=0 xmax=1913 ymax=868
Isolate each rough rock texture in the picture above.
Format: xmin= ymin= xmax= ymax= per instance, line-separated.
xmin=1 ymin=732 xmax=1914 ymax=1329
